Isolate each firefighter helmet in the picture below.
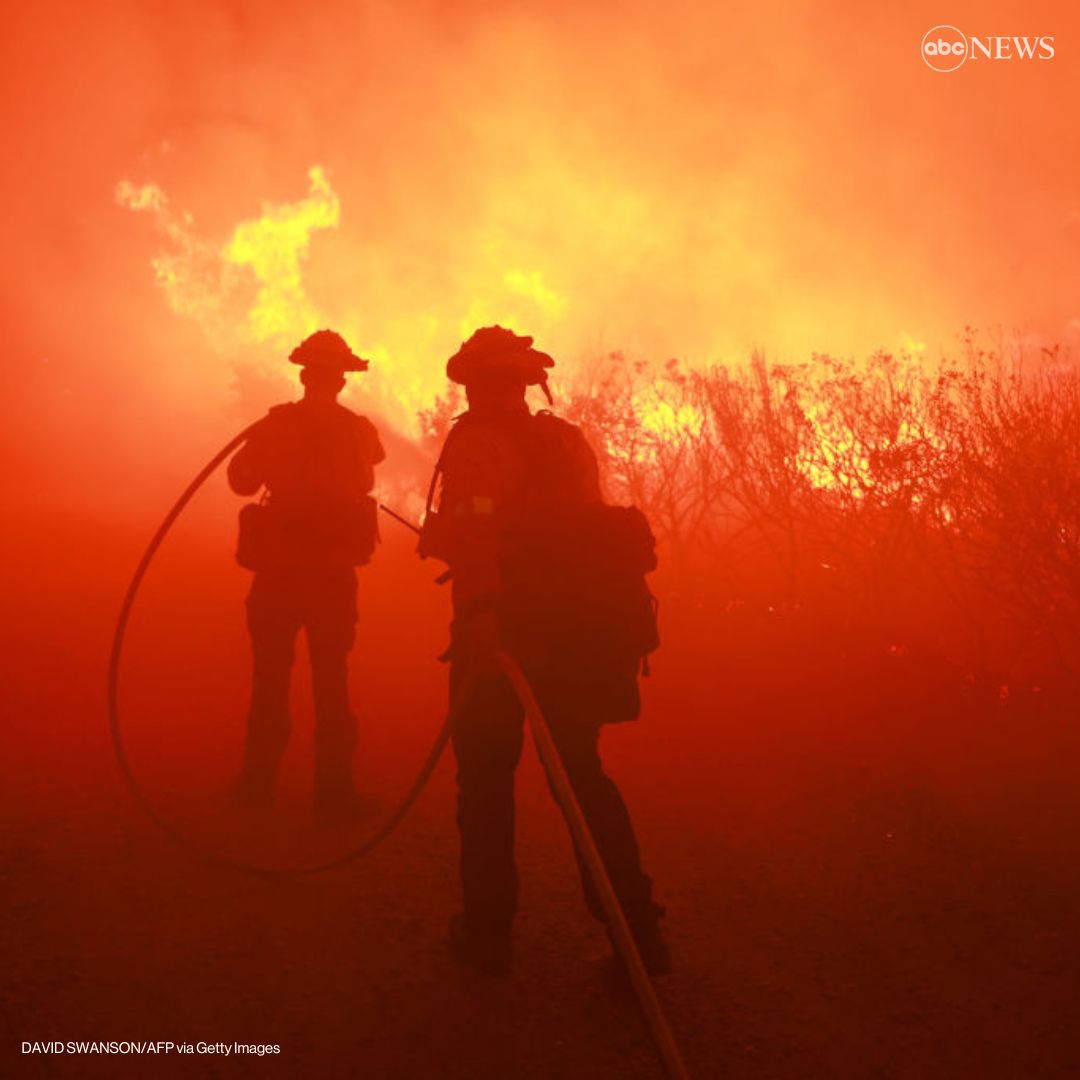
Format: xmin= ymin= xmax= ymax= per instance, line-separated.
xmin=289 ymin=330 xmax=370 ymax=372
xmin=446 ymin=325 xmax=554 ymax=391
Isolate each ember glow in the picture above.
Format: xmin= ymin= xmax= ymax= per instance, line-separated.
xmin=4 ymin=0 xmax=1060 ymax=456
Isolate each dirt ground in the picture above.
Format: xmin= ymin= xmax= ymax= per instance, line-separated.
xmin=3 ymin=502 xmax=1078 ymax=1079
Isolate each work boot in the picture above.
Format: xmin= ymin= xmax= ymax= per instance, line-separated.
xmin=609 ymin=903 xmax=672 ymax=977
xmin=629 ymin=921 xmax=672 ymax=976
xmin=448 ymin=913 xmax=513 ymax=976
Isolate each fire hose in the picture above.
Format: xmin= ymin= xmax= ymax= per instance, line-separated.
xmin=106 ymin=420 xmax=461 ymax=877
xmin=498 ymin=651 xmax=690 ymax=1080
xmin=108 ymin=424 xmax=691 ymax=1077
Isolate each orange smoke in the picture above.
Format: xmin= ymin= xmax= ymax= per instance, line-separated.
xmin=2 ymin=0 xmax=1079 ymax=497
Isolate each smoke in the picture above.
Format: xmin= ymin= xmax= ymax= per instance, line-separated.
xmin=3 ymin=0 xmax=1078 ymax=501
xmin=115 ymin=166 xmax=339 ymax=353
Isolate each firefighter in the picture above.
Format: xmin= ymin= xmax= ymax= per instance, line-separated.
xmin=227 ymin=330 xmax=385 ymax=821
xmin=422 ymin=325 xmax=669 ymax=975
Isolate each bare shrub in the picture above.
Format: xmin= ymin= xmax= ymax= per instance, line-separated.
xmin=560 ymin=339 xmax=1080 ymax=684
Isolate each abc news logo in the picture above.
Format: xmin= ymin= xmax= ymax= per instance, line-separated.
xmin=922 ymin=25 xmax=1055 ymax=72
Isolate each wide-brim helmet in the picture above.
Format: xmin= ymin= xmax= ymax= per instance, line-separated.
xmin=446 ymin=325 xmax=554 ymax=392
xmin=289 ymin=329 xmax=370 ymax=372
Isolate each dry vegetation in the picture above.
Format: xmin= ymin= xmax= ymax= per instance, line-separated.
xmin=420 ymin=333 xmax=1080 ymax=693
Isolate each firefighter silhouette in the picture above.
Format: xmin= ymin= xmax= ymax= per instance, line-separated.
xmin=420 ymin=326 xmax=668 ymax=975
xmin=227 ymin=330 xmax=385 ymax=821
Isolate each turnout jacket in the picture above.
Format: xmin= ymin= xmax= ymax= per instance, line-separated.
xmin=228 ymin=400 xmax=385 ymax=571
xmin=228 ymin=400 xmax=385 ymax=504
xmin=435 ymin=403 xmax=601 ymax=614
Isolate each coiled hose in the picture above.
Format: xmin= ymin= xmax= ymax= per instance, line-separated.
xmin=107 ymin=425 xmax=690 ymax=1077
xmin=106 ymin=423 xmax=457 ymax=878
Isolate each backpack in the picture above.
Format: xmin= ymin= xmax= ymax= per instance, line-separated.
xmin=422 ymin=411 xmax=660 ymax=718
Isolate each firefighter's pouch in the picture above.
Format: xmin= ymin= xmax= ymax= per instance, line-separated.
xmin=237 ymin=498 xmax=274 ymax=571
xmin=237 ymin=495 xmax=378 ymax=570
xmin=341 ymin=496 xmax=379 ymax=566
xmin=417 ymin=508 xmax=455 ymax=563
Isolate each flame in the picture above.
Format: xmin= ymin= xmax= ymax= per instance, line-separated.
xmin=638 ymin=399 xmax=704 ymax=439
xmin=115 ymin=179 xmax=238 ymax=338
xmin=502 ymin=269 xmax=567 ymax=322
xmin=795 ymin=402 xmax=872 ymax=495
xmin=790 ymin=357 xmax=947 ymax=499
xmin=117 ymin=168 xmax=337 ymax=353
xmin=118 ymin=167 xmax=569 ymax=431
xmin=223 ymin=166 xmax=339 ymax=344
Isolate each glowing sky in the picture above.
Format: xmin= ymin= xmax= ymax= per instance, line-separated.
xmin=3 ymin=0 xmax=1078 ymax=486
